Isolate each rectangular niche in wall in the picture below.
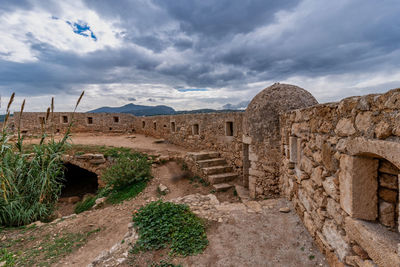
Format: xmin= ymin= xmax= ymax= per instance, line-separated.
xmin=87 ymin=117 xmax=93 ymax=124
xmin=113 ymin=116 xmax=119 ymax=123
xmin=142 ymin=121 xmax=145 ymax=128
xmin=192 ymin=124 xmax=199 ymax=135
xmin=171 ymin=121 xmax=176 ymax=132
xmin=153 ymin=122 xmax=157 ymax=130
xmin=62 ymin=115 xmax=68 ymax=124
xmin=225 ymin=121 xmax=234 ymax=136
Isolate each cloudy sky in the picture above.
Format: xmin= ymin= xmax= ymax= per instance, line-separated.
xmin=1 ymin=0 xmax=400 ymax=112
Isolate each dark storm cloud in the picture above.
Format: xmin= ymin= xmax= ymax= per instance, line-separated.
xmin=1 ymin=0 xmax=400 ymax=106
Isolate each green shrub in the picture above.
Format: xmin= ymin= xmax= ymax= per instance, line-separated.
xmin=0 ymin=92 xmax=84 ymax=226
xmin=132 ymin=201 xmax=208 ymax=256
xmin=102 ymin=152 xmax=152 ymax=190
xmin=107 ymin=180 xmax=147 ymax=204
xmin=74 ymin=197 xmax=96 ymax=214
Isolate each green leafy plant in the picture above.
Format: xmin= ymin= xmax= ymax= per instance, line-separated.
xmin=106 ymin=180 xmax=147 ymax=204
xmin=0 ymin=92 xmax=84 ymax=226
xmin=132 ymin=200 xmax=208 ymax=256
xmin=102 ymin=152 xmax=152 ymax=190
xmin=74 ymin=196 xmax=96 ymax=214
xmin=149 ymin=260 xmax=182 ymax=267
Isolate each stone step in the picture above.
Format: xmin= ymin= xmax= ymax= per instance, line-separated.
xmin=202 ymin=165 xmax=233 ymax=175
xmin=197 ymin=158 xmax=227 ymax=168
xmin=235 ymin=185 xmax=250 ymax=201
xmin=188 ymin=151 xmax=220 ymax=161
xmin=213 ymin=183 xmax=234 ymax=192
xmin=208 ymin=172 xmax=237 ymax=184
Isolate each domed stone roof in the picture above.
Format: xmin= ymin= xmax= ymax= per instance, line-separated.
xmin=244 ymin=83 xmax=318 ymax=143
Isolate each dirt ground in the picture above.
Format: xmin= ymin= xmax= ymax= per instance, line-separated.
xmin=4 ymin=133 xmax=327 ymax=267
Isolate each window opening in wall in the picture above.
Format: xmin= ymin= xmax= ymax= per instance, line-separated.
xmin=171 ymin=121 xmax=176 ymax=132
xmin=62 ymin=115 xmax=68 ymax=124
xmin=192 ymin=124 xmax=199 ymax=135
xmin=56 ymin=129 xmax=60 ymax=133
xmin=87 ymin=117 xmax=93 ymax=124
xmin=39 ymin=117 xmax=45 ymax=124
xmin=153 ymin=122 xmax=157 ymax=130
xmin=109 ymin=127 xmax=112 ymax=131
xmin=163 ymin=124 xmax=167 ymax=128
xmin=142 ymin=121 xmax=146 ymax=128
xmin=226 ymin=121 xmax=234 ymax=136
xmin=21 ymin=130 xmax=28 ymax=134
xmin=377 ymin=158 xmax=399 ymax=231
xmin=113 ymin=116 xmax=119 ymax=123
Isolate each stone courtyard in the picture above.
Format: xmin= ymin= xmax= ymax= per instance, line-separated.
xmin=2 ymin=83 xmax=400 ymax=266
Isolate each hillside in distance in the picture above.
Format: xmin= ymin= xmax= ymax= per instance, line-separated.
xmin=87 ymin=103 xmax=243 ymax=116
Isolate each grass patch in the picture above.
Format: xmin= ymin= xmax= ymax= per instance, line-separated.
xmin=74 ymin=196 xmax=96 ymax=214
xmin=149 ymin=260 xmax=182 ymax=267
xmin=107 ymin=180 xmax=147 ymax=204
xmin=132 ymin=200 xmax=208 ymax=257
xmin=188 ymin=175 xmax=209 ymax=187
xmin=0 ymin=228 xmax=100 ymax=266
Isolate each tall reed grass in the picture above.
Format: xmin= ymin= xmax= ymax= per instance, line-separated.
xmin=0 ymin=92 xmax=84 ymax=226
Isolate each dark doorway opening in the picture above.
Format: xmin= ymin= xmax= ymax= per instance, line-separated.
xmin=61 ymin=163 xmax=99 ymax=198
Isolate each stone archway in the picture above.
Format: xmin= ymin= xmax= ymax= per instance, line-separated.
xmin=339 ymin=138 xmax=400 ymax=232
xmin=61 ymin=163 xmax=99 ymax=198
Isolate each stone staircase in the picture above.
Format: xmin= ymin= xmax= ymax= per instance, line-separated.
xmin=187 ymin=151 xmax=238 ymax=192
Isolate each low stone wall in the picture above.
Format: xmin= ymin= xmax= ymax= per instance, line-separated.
xmin=280 ymin=88 xmax=400 ymax=266
xmin=12 ymin=112 xmax=135 ymax=134
xmin=133 ymin=112 xmax=244 ymax=176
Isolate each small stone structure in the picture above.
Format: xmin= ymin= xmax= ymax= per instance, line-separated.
xmin=5 ymin=84 xmax=400 ymax=266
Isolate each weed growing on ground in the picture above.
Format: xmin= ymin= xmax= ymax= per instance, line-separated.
xmin=132 ymin=200 xmax=208 ymax=257
xmin=187 ymin=175 xmax=209 ymax=187
xmin=149 ymin=260 xmax=183 ymax=267
xmin=74 ymin=196 xmax=96 ymax=214
xmin=0 ymin=228 xmax=100 ymax=266
xmin=0 ymin=92 xmax=84 ymax=227
xmin=102 ymin=152 xmax=152 ymax=190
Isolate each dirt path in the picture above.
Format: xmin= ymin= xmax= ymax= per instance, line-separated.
xmin=20 ymin=134 xmax=327 ymax=267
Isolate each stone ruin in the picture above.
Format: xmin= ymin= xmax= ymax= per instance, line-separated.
xmin=3 ymin=83 xmax=400 ymax=266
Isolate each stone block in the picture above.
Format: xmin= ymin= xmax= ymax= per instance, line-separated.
xmin=335 ymin=118 xmax=356 ymax=137
xmin=339 ymin=155 xmax=378 ymax=220
xmin=327 ymin=197 xmax=344 ymax=225
xmin=289 ymin=136 xmax=298 ymax=163
xmin=378 ymin=188 xmax=397 ymax=203
xmin=345 ymin=217 xmax=400 ymax=267
xmin=379 ymin=160 xmax=400 ymax=175
xmin=379 ymin=201 xmax=395 ymax=228
xmin=311 ymin=166 xmax=324 ymax=186
xmin=375 ymin=121 xmax=392 ymax=139
xmin=323 ymin=176 xmax=339 ymax=201
xmin=379 ymin=173 xmax=398 ymax=190
xmin=303 ymin=211 xmax=317 ymax=237
xmin=300 ymin=156 xmax=314 ymax=175
xmin=355 ymin=112 xmax=372 ymax=132
xmin=322 ymin=220 xmax=350 ymax=261
xmin=352 ymin=245 xmax=369 ymax=260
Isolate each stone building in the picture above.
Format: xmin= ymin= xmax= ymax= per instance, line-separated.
xmin=5 ymin=83 xmax=400 ymax=266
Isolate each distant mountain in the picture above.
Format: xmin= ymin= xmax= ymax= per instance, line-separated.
xmin=87 ymin=103 xmax=244 ymax=116
xmin=87 ymin=103 xmax=176 ymax=116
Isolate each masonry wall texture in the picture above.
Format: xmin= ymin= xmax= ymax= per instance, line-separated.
xmin=5 ymin=84 xmax=400 ymax=266
xmin=280 ymin=88 xmax=400 ymax=266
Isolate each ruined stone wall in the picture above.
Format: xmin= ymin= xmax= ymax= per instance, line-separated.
xmin=13 ymin=112 xmax=136 ymax=134
xmin=280 ymin=88 xmax=400 ymax=266
xmin=133 ymin=112 xmax=244 ymax=175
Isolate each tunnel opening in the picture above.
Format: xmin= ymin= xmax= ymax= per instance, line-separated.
xmin=60 ymin=163 xmax=99 ymax=198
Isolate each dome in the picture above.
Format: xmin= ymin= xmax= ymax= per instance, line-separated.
xmin=243 ymin=83 xmax=318 ymax=143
